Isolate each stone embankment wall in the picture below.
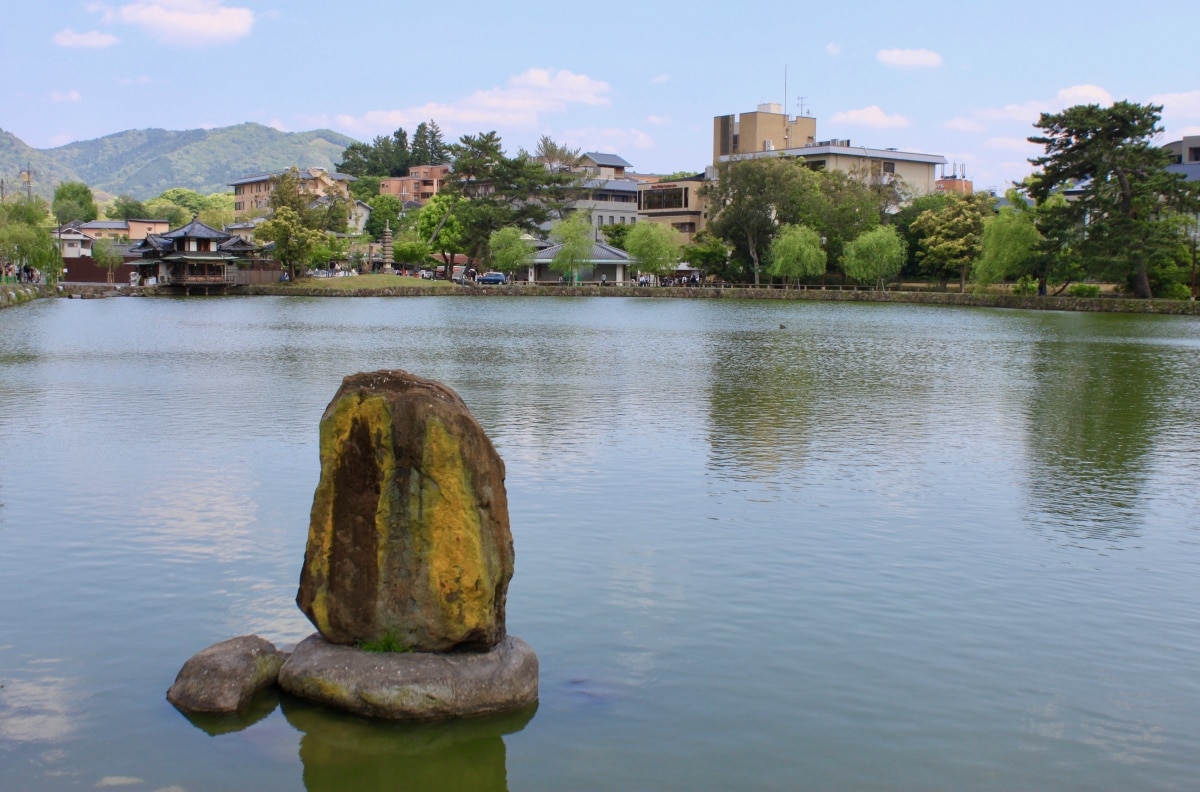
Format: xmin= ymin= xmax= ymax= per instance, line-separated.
xmin=0 ymin=284 xmax=50 ymax=309
xmin=237 ymin=283 xmax=1200 ymax=315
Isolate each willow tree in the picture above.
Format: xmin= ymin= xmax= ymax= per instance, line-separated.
xmin=767 ymin=224 xmax=825 ymax=287
xmin=625 ymin=221 xmax=682 ymax=281
xmin=549 ymin=212 xmax=593 ymax=284
xmin=843 ymin=225 xmax=906 ymax=290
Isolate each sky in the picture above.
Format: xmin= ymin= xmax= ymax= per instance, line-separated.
xmin=4 ymin=0 xmax=1198 ymax=194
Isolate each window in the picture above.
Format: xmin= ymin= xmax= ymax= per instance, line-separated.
xmin=883 ymin=161 xmax=896 ymax=174
xmin=1189 ymin=147 xmax=1200 ymax=163
xmin=641 ymin=187 xmax=685 ymax=210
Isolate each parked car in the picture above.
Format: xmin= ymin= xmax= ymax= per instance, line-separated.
xmin=477 ymin=271 xmax=507 ymax=285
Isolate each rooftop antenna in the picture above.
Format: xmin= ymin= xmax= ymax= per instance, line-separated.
xmin=797 ymin=96 xmax=811 ymax=117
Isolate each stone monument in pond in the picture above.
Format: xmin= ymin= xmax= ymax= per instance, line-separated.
xmin=168 ymin=370 xmax=537 ymax=720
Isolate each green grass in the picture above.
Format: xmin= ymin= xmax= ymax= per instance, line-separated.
xmin=358 ymin=633 xmax=413 ymax=653
xmin=276 ymin=273 xmax=460 ymax=292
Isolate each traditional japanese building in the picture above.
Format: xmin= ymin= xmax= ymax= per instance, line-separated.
xmin=133 ymin=217 xmax=248 ymax=293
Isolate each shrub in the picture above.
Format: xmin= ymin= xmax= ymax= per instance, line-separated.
xmin=1012 ymin=275 xmax=1038 ymax=296
xmin=1066 ymin=283 xmax=1101 ymax=298
xmin=1156 ymin=282 xmax=1192 ymax=301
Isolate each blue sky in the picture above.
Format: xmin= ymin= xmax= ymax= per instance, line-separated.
xmin=5 ymin=0 xmax=1198 ymax=193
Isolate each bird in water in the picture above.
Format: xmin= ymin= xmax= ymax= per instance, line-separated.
xmin=779 ymin=324 xmax=787 ymax=329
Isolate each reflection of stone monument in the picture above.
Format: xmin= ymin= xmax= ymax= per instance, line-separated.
xmin=283 ymin=370 xmax=538 ymax=718
xmin=381 ymin=221 xmax=394 ymax=274
xmin=167 ymin=370 xmax=537 ymax=722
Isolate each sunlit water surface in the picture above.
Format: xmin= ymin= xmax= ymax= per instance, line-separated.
xmin=1 ymin=296 xmax=1198 ymax=791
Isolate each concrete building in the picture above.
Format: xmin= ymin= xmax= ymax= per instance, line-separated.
xmin=713 ymin=103 xmax=817 ymax=161
xmin=636 ymin=174 xmax=709 ymax=244
xmin=78 ymin=218 xmax=169 ymax=241
xmin=230 ymin=167 xmax=354 ymax=217
xmin=1165 ymin=135 xmax=1200 ymax=165
xmin=713 ymin=104 xmax=946 ymax=194
xmin=379 ymin=164 xmax=451 ymax=205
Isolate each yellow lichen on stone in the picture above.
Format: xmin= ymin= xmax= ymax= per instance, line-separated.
xmin=419 ymin=419 xmax=491 ymax=637
xmin=304 ymin=392 xmax=393 ymax=637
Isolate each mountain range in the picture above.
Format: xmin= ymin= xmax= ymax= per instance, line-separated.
xmin=0 ymin=123 xmax=359 ymax=201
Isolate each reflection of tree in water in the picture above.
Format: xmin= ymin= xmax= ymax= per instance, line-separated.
xmin=706 ymin=332 xmax=817 ymax=481
xmin=281 ymin=694 xmax=535 ymax=792
xmin=1023 ymin=342 xmax=1163 ymax=543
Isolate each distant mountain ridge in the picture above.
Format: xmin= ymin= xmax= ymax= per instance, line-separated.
xmin=0 ymin=123 xmax=359 ymax=201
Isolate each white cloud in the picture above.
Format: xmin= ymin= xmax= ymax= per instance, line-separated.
xmin=650 ymin=74 xmax=670 ymax=85
xmin=50 ymin=90 xmax=82 ymax=103
xmin=52 ymin=28 xmax=119 ymax=47
xmin=830 ymin=105 xmax=910 ymax=128
xmin=268 ymin=118 xmax=287 ymax=132
xmin=562 ymin=127 xmax=655 ymax=152
xmin=646 ymin=115 xmax=670 ymax=126
xmin=962 ymin=85 xmax=1116 ymax=130
xmin=88 ymin=0 xmax=254 ymax=46
xmin=1150 ymin=90 xmax=1200 ymax=118
xmin=334 ymin=69 xmax=611 ymax=138
xmin=944 ymin=117 xmax=985 ymax=133
xmin=876 ymin=48 xmax=942 ymax=69
xmin=825 ymin=42 xmax=841 ymax=56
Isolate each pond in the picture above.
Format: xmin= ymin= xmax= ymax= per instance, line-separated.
xmin=1 ymin=295 xmax=1198 ymax=790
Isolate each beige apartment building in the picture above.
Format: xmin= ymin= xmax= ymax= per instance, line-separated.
xmin=230 ymin=167 xmax=354 ymax=217
xmin=636 ymin=174 xmax=710 ymax=244
xmin=379 ymin=164 xmax=452 ymax=205
xmin=713 ymin=104 xmax=946 ymax=194
xmin=78 ymin=218 xmax=170 ymax=240
xmin=713 ymin=103 xmax=817 ymax=161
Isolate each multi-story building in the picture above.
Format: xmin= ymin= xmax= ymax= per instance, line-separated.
xmin=713 ymin=103 xmax=817 ymax=161
xmin=78 ymin=218 xmax=169 ymax=241
xmin=636 ymin=174 xmax=709 ymax=244
xmin=712 ymin=104 xmax=946 ymax=194
xmin=379 ymin=164 xmax=451 ymax=205
xmin=230 ymin=167 xmax=354 ymax=217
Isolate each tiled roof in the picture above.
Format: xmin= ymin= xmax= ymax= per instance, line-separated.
xmin=532 ymin=241 xmax=630 ymax=262
xmin=583 ymin=153 xmax=633 ymax=168
xmin=159 ymin=217 xmax=230 ymax=240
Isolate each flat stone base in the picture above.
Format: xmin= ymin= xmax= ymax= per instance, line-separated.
xmin=278 ymin=634 xmax=538 ymax=720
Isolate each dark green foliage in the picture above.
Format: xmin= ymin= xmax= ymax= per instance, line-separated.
xmin=107 ymin=194 xmax=149 ymax=220
xmin=600 ymin=223 xmax=630 ymax=250
xmin=52 ymin=181 xmax=98 ymax=223
xmin=1027 ymin=101 xmax=1200 ymax=298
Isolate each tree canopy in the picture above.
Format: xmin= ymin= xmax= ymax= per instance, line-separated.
xmin=625 ymin=220 xmax=682 ymax=278
xmin=254 ymin=206 xmax=326 ymax=281
xmin=767 ymin=224 xmax=826 ymax=285
xmin=488 ymin=226 xmax=535 ymax=274
xmin=548 ymin=212 xmax=593 ymax=281
xmin=842 ymin=226 xmax=906 ymax=290
xmin=1027 ymin=100 xmax=1200 ymax=298
xmin=52 ymin=181 xmax=98 ymax=224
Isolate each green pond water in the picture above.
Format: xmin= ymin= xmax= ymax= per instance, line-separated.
xmin=1 ymin=295 xmax=1198 ymax=791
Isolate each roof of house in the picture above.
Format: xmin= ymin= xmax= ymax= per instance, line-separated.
xmin=228 ymin=169 xmax=355 ymax=187
xmin=158 ymin=217 xmax=230 ymax=240
xmin=80 ymin=220 xmax=130 ymax=230
xmin=583 ymin=152 xmax=633 ymax=169
xmin=531 ymin=241 xmax=631 ymax=263
xmin=583 ymin=178 xmax=639 ymax=192
xmin=1167 ymin=163 xmax=1200 ymax=182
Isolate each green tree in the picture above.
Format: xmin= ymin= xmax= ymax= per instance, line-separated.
xmin=393 ymin=232 xmax=432 ymax=270
xmin=810 ymin=169 xmax=882 ymax=279
xmin=549 ymin=211 xmax=594 ymax=283
xmin=625 ymin=220 xmax=682 ymax=280
xmin=349 ymin=176 xmax=381 ymax=203
xmin=411 ymin=121 xmax=448 ymax=167
xmin=416 ymin=193 xmax=466 ymax=272
xmin=911 ymin=193 xmax=994 ymax=292
xmin=92 ymin=237 xmax=125 ymax=285
xmin=768 ymin=224 xmax=826 ymax=286
xmin=1027 ymin=101 xmax=1200 ymax=298
xmin=0 ymin=223 xmax=60 ymax=283
xmin=843 ymin=225 xmax=906 ymax=290
xmin=488 ymin=226 xmax=534 ymax=274
xmin=890 ymin=192 xmax=952 ymax=278
xmin=600 ymin=223 xmax=630 ymax=250
xmin=975 ymin=190 xmax=1041 ymax=290
xmin=144 ymin=198 xmax=189 ymax=228
xmin=705 ymin=157 xmax=819 ymax=285
xmin=107 ymin=194 xmax=148 ymax=220
xmin=255 ymin=206 xmax=325 ymax=281
xmin=681 ymin=232 xmax=732 ymax=282
xmin=443 ymin=131 xmax=578 ymax=261
xmin=52 ymin=181 xmax=98 ymax=223
xmin=365 ymin=194 xmax=403 ymax=240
